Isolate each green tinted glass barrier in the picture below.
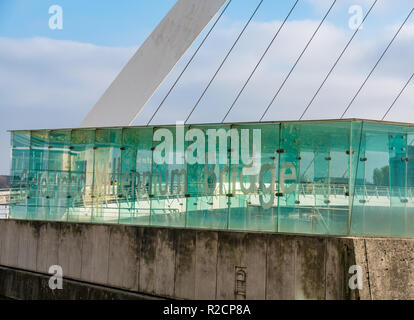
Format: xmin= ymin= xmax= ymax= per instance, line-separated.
xmin=9 ymin=119 xmax=414 ymax=238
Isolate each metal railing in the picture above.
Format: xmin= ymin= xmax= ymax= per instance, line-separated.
xmin=0 ymin=188 xmax=10 ymax=219
xmin=7 ymin=183 xmax=414 ymax=217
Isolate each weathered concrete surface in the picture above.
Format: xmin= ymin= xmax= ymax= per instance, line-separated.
xmin=36 ymin=222 xmax=59 ymax=274
xmin=0 ymin=266 xmax=161 ymax=300
xmin=0 ymin=219 xmax=413 ymax=299
xmin=107 ymin=226 xmax=140 ymax=291
xmin=352 ymin=238 xmax=414 ymax=300
xmin=194 ymin=231 xmax=218 ymax=299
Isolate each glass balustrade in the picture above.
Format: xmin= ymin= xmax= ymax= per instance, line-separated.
xmin=9 ymin=119 xmax=414 ymax=238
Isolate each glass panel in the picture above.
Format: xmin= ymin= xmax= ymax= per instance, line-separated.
xmin=119 ymin=127 xmax=153 ymax=225
xmin=27 ymin=130 xmax=49 ymax=221
xmin=229 ymin=123 xmax=279 ymax=232
xmin=150 ymin=125 xmax=186 ymax=227
xmin=9 ymin=131 xmax=31 ymax=219
xmin=186 ymin=124 xmax=230 ymax=230
xmin=92 ymin=128 xmax=122 ymax=224
xmin=349 ymin=121 xmax=365 ymax=235
xmin=405 ymin=133 xmax=414 ymax=237
xmin=278 ymin=121 xmax=351 ymax=235
xmin=351 ymin=122 xmax=393 ymax=236
xmin=68 ymin=129 xmax=95 ymax=223
xmin=389 ymin=131 xmax=408 ymax=237
xmin=348 ymin=121 xmax=363 ymax=234
xmin=47 ymin=130 xmax=71 ymax=221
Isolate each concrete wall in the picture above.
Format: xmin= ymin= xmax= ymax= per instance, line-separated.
xmin=0 ymin=219 xmax=413 ymax=299
xmin=0 ymin=266 xmax=160 ymax=300
xmin=352 ymin=238 xmax=414 ymax=300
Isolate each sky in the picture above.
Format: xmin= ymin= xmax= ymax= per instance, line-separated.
xmin=1 ymin=0 xmax=414 ymax=174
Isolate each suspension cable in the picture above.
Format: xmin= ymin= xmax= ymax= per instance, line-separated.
xmin=381 ymin=72 xmax=414 ymax=120
xmin=259 ymin=0 xmax=337 ymax=122
xmin=341 ymin=7 xmax=414 ymax=119
xmin=146 ymin=0 xmax=233 ymax=126
xmin=185 ymin=0 xmax=265 ymax=124
xmin=221 ymin=0 xmax=300 ymax=123
xmin=299 ymin=0 xmax=378 ymax=120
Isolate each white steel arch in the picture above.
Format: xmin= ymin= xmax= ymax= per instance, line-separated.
xmin=81 ymin=0 xmax=228 ymax=128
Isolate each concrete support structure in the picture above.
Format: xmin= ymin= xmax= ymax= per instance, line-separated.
xmin=0 ymin=266 xmax=161 ymax=300
xmin=1 ymin=219 xmax=414 ymax=300
xmin=81 ymin=0 xmax=227 ymax=127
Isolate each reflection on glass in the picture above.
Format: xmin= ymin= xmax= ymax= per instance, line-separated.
xmin=8 ymin=119 xmax=414 ymax=238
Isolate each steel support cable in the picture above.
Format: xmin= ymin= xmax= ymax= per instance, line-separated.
xmin=146 ymin=0 xmax=233 ymax=126
xmin=185 ymin=0 xmax=265 ymax=124
xmin=299 ymin=0 xmax=378 ymax=120
xmin=341 ymin=6 xmax=414 ymax=119
xmin=381 ymin=72 xmax=414 ymax=120
xmin=259 ymin=0 xmax=337 ymax=122
xmin=221 ymin=0 xmax=300 ymax=123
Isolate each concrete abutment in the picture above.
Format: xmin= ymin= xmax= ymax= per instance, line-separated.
xmin=0 ymin=219 xmax=412 ymax=299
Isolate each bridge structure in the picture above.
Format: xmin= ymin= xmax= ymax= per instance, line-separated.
xmin=0 ymin=189 xmax=9 ymax=219
xmin=2 ymin=0 xmax=414 ymax=300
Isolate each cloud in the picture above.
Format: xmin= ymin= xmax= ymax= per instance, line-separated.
xmin=0 ymin=37 xmax=136 ymax=114
xmin=0 ymin=37 xmax=136 ymax=174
